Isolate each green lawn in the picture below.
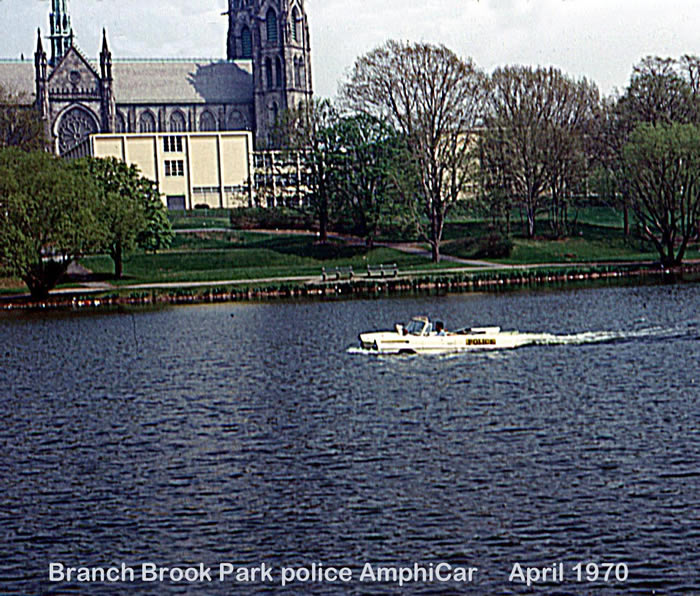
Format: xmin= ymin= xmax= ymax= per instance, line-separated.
xmin=80 ymin=233 xmax=452 ymax=285
xmin=168 ymin=210 xmax=231 ymax=230
xmin=8 ymin=206 xmax=698 ymax=295
xmin=441 ymin=207 xmax=700 ymax=264
xmin=0 ymin=278 xmax=24 ymax=295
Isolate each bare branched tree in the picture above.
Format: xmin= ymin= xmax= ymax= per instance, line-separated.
xmin=481 ymin=66 xmax=598 ymax=238
xmin=340 ymin=40 xmax=486 ymax=262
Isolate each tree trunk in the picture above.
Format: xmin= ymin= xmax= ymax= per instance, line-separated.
xmin=24 ymin=260 xmax=67 ymax=300
xmin=113 ymin=242 xmax=123 ymax=279
xmin=25 ymin=278 xmax=52 ymax=301
xmin=318 ymin=208 xmax=328 ymax=243
xmin=623 ymin=204 xmax=629 ymax=236
xmin=526 ymin=206 xmax=536 ymax=238
xmin=431 ymin=241 xmax=440 ymax=263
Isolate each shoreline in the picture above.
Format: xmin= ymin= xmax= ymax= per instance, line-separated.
xmin=2 ymin=262 xmax=699 ymax=312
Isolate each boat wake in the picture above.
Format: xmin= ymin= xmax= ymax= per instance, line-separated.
xmin=522 ymin=324 xmax=693 ymax=347
xmin=348 ymin=323 xmax=695 ymax=355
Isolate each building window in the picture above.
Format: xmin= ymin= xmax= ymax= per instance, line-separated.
xmin=57 ymin=106 xmax=99 ymax=155
xmin=193 ymin=186 xmax=221 ymax=194
xmin=227 ymin=110 xmax=244 ymax=130
xmin=241 ymin=26 xmax=252 ymax=59
xmin=167 ymin=195 xmax=186 ymax=210
xmin=163 ymin=136 xmax=183 ymax=152
xmin=276 ymin=57 xmax=283 ymax=87
xmin=296 ymin=58 xmax=305 ymax=89
xmin=199 ymin=111 xmax=217 ymax=131
xmin=266 ymin=9 xmax=278 ymax=43
xmin=115 ymin=112 xmax=126 ymax=133
xmin=265 ymin=58 xmax=273 ymax=89
xmin=164 ymin=159 xmax=184 ymax=177
xmin=170 ymin=110 xmax=187 ymax=132
xmin=291 ymin=7 xmax=300 ymax=42
xmin=139 ymin=111 xmax=156 ymax=133
xmin=269 ymin=101 xmax=279 ymax=126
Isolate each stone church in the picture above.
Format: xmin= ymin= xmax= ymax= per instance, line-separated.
xmin=0 ymin=0 xmax=313 ymax=154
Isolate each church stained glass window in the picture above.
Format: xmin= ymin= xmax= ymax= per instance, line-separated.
xmin=292 ymin=7 xmax=300 ymax=42
xmin=115 ymin=112 xmax=126 ymax=133
xmin=265 ymin=58 xmax=273 ymax=89
xmin=200 ymin=111 xmax=217 ymax=131
xmin=241 ymin=26 xmax=252 ymax=58
xmin=276 ymin=57 xmax=282 ymax=88
xmin=170 ymin=111 xmax=186 ymax=132
xmin=266 ymin=9 xmax=278 ymax=43
xmin=139 ymin=111 xmax=156 ymax=133
xmin=57 ymin=106 xmax=98 ymax=155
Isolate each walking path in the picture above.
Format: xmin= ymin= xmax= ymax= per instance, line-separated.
xmin=4 ymin=228 xmax=695 ymax=302
xmin=44 ymin=259 xmax=666 ymax=298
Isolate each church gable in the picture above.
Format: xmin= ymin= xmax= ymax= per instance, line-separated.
xmin=48 ymin=46 xmax=100 ymax=98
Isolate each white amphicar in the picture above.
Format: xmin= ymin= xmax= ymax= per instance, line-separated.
xmin=359 ymin=316 xmax=527 ymax=354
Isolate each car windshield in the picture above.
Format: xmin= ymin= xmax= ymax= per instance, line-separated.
xmin=405 ymin=319 xmax=428 ymax=335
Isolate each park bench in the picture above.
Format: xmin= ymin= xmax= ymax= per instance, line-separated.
xmin=366 ymin=263 xmax=399 ymax=278
xmin=321 ymin=266 xmax=354 ymax=281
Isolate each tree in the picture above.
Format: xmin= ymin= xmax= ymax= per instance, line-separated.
xmin=481 ymin=66 xmax=599 ymax=238
xmin=617 ymin=56 xmax=699 ymax=126
xmin=622 ymin=122 xmax=700 ymax=266
xmin=333 ymin=114 xmax=408 ymax=247
xmin=73 ymin=157 xmax=173 ymax=277
xmin=136 ymin=178 xmax=174 ymax=254
xmin=594 ymin=56 xmax=700 ymax=236
xmin=0 ymin=86 xmax=46 ymax=151
xmin=274 ymin=98 xmax=343 ymax=243
xmin=589 ymin=97 xmax=633 ymax=235
xmin=0 ymin=148 xmax=103 ymax=299
xmin=340 ymin=40 xmax=486 ymax=262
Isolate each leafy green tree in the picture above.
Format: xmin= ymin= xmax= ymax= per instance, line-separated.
xmin=333 ymin=114 xmax=408 ymax=247
xmin=73 ymin=157 xmax=172 ymax=278
xmin=594 ymin=56 xmax=700 ymax=236
xmin=622 ymin=122 xmax=700 ymax=266
xmin=137 ymin=178 xmax=174 ymax=254
xmin=0 ymin=148 xmax=103 ymax=299
xmin=274 ymin=98 xmax=343 ymax=243
xmin=0 ymin=86 xmax=47 ymax=151
xmin=341 ymin=40 xmax=486 ymax=262
xmin=74 ymin=157 xmax=144 ymax=279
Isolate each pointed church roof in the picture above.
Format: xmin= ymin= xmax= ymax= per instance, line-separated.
xmin=48 ymin=44 xmax=101 ymax=83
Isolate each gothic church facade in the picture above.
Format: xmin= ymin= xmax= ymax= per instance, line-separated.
xmin=0 ymin=0 xmax=312 ymax=155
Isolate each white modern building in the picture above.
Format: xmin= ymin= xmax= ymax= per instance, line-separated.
xmin=88 ymin=131 xmax=254 ymax=210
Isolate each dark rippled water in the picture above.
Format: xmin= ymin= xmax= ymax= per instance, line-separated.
xmin=1 ymin=283 xmax=698 ymax=594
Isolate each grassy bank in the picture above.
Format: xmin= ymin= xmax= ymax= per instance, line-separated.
xmin=79 ymin=232 xmax=453 ymax=285
xmin=2 ymin=206 xmax=698 ymax=301
xmin=5 ymin=262 xmax=698 ymax=312
xmin=441 ymin=209 xmax=700 ymax=264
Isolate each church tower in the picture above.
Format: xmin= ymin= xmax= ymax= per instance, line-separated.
xmin=49 ymin=0 xmax=73 ymax=66
xmin=227 ymin=0 xmax=313 ymax=145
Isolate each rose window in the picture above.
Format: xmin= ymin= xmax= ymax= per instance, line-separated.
xmin=58 ymin=108 xmax=98 ymax=154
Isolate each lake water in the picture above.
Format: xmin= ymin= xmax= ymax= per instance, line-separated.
xmin=1 ymin=282 xmax=698 ymax=594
